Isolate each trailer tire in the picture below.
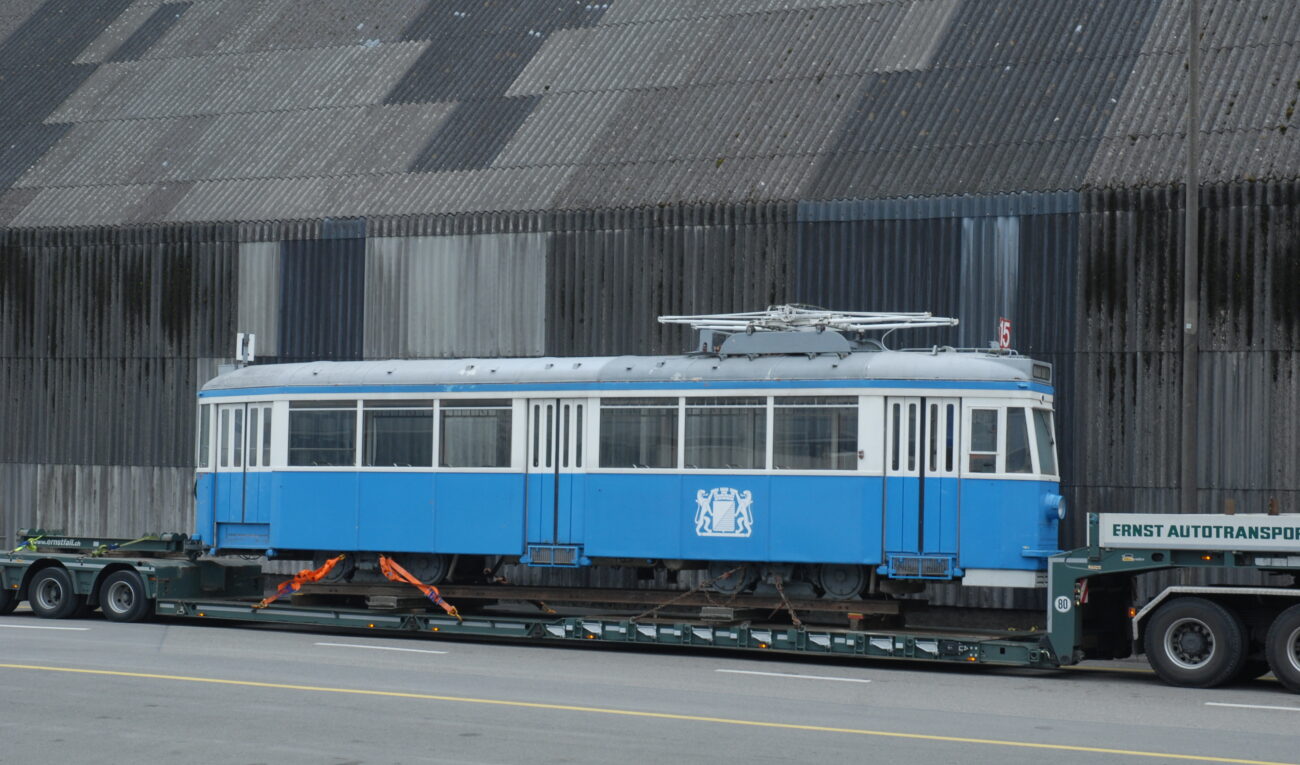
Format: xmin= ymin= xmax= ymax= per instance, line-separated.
xmin=29 ymin=567 xmax=83 ymax=620
xmin=100 ymin=570 xmax=152 ymax=623
xmin=1264 ymin=604 xmax=1300 ymax=693
xmin=0 ymin=588 xmax=17 ymax=615
xmin=1144 ymin=597 xmax=1246 ymax=688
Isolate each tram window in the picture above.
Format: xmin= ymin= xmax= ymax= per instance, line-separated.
xmin=363 ymin=400 xmax=433 ymax=467
xmin=599 ymin=398 xmax=677 ymax=469
xmin=232 ymin=408 xmax=244 ymax=467
xmin=198 ymin=405 xmax=211 ymax=468
xmin=1033 ymin=408 xmax=1058 ymax=476
xmin=248 ymin=408 xmax=259 ymax=467
xmin=1006 ymin=407 xmax=1032 ymax=473
xmin=288 ymin=401 xmax=357 ymax=467
xmin=440 ymin=399 xmax=511 ymax=468
xmin=945 ymin=403 xmax=955 ymax=472
xmin=969 ymin=409 xmax=998 ymax=473
xmin=263 ymin=408 xmax=272 ymax=466
xmin=219 ymin=409 xmax=230 ymax=467
xmin=928 ymin=403 xmax=938 ymax=473
xmin=907 ymin=403 xmax=917 ymax=471
xmin=773 ymin=397 xmax=857 ymax=470
xmin=685 ymin=397 xmax=766 ymax=470
xmin=890 ymin=403 xmax=900 ymax=471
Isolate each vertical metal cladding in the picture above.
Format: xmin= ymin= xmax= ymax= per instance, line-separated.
xmin=0 ymin=225 xmax=236 ymax=468
xmin=364 ymin=232 xmax=546 ymax=359
xmin=277 ymin=230 xmax=365 ymax=362
xmin=544 ymin=202 xmax=796 ymax=357
xmin=0 ymin=463 xmax=193 ymax=549
xmin=237 ymin=241 xmax=280 ymax=358
xmin=1076 ymin=181 xmax=1300 ymax=541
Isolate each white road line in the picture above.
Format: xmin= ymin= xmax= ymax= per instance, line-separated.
xmin=1205 ymin=702 xmax=1300 ymax=713
xmin=716 ymin=669 xmax=870 ymax=684
xmin=0 ymin=624 xmax=90 ymax=631
xmin=314 ymin=642 xmax=447 ymax=655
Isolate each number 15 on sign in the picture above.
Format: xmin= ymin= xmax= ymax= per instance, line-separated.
xmin=998 ymin=317 xmax=1012 ymax=349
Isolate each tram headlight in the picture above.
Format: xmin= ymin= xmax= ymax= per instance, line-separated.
xmin=1045 ymin=494 xmax=1066 ymax=521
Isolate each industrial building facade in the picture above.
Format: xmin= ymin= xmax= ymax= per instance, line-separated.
xmin=1 ymin=0 xmax=1296 ymax=596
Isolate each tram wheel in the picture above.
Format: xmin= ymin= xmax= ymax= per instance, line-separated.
xmin=816 ymin=564 xmax=867 ymax=600
xmin=706 ymin=562 xmax=755 ymax=595
xmin=1264 ymin=604 xmax=1300 ymax=693
xmin=392 ymin=553 xmax=450 ymax=585
xmin=1143 ymin=597 xmax=1246 ymax=688
xmin=312 ymin=551 xmax=355 ymax=584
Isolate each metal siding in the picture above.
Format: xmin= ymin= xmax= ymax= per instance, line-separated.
xmin=278 ymin=237 xmax=365 ymax=362
xmin=237 ymin=241 xmax=280 ymax=358
xmin=545 ymin=203 xmax=794 ymax=357
xmin=0 ymin=464 xmax=193 ymax=548
xmin=364 ymin=233 xmax=546 ymax=359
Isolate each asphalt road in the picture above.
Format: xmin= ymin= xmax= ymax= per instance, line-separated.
xmin=1 ymin=609 xmax=1297 ymax=765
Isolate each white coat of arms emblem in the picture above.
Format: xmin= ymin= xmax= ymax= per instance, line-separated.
xmin=694 ymin=487 xmax=754 ymax=538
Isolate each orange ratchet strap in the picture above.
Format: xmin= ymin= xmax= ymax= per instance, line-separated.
xmin=253 ymin=554 xmax=344 ymax=609
xmin=378 ymin=555 xmax=461 ymax=622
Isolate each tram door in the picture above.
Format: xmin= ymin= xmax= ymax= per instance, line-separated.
xmin=213 ymin=402 xmax=273 ymax=529
xmin=883 ymin=397 xmax=961 ymax=570
xmin=524 ymin=399 xmax=587 ymax=550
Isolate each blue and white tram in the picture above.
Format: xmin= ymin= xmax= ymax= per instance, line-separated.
xmin=195 ymin=325 xmax=1063 ymax=595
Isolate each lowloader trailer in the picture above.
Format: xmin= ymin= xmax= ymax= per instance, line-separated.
xmin=2 ymin=512 xmax=1299 ymax=693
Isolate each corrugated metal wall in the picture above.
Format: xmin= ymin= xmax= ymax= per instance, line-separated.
xmin=545 ymin=203 xmax=795 ymax=356
xmin=365 ymin=232 xmax=546 ymax=358
xmin=2 ymin=185 xmax=1296 ymax=609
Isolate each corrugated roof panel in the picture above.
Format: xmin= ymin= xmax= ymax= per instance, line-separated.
xmin=875 ymin=0 xmax=960 ymax=71
xmin=0 ymin=188 xmax=38 ymax=226
xmin=493 ymin=90 xmax=630 ymax=168
xmin=144 ymin=0 xmax=262 ymax=58
xmin=49 ymin=42 xmax=430 ymax=122
xmin=73 ymin=1 xmax=165 ymax=64
xmin=8 ymin=184 xmax=148 ymax=228
xmin=107 ymin=2 xmax=192 ymax=62
xmin=238 ymin=0 xmax=427 ymax=53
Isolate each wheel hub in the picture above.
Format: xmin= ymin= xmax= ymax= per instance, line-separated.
xmin=35 ymin=578 xmax=63 ymax=610
xmin=107 ymin=581 xmax=134 ymax=611
xmin=1166 ymin=618 xmax=1215 ymax=668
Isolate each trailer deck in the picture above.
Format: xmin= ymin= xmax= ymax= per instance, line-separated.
xmin=4 ymin=513 xmax=1300 ymax=692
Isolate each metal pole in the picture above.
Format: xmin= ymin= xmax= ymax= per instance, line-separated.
xmin=1181 ymin=0 xmax=1201 ymax=515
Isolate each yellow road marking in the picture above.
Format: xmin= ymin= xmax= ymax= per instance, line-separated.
xmin=0 ymin=662 xmax=1290 ymax=765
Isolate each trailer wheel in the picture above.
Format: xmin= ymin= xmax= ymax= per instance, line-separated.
xmin=1264 ymin=604 xmax=1300 ymax=693
xmin=0 ymin=588 xmax=17 ymax=615
xmin=29 ymin=567 xmax=83 ymax=620
xmin=1144 ymin=597 xmax=1246 ymax=688
xmin=100 ymin=570 xmax=152 ymax=623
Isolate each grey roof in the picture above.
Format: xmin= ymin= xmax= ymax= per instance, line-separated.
xmin=1 ymin=0 xmax=1297 ymax=227
xmin=202 ymin=347 xmax=1044 ymax=392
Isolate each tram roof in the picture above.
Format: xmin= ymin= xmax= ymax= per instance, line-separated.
xmin=203 ymin=349 xmax=1048 ymax=392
